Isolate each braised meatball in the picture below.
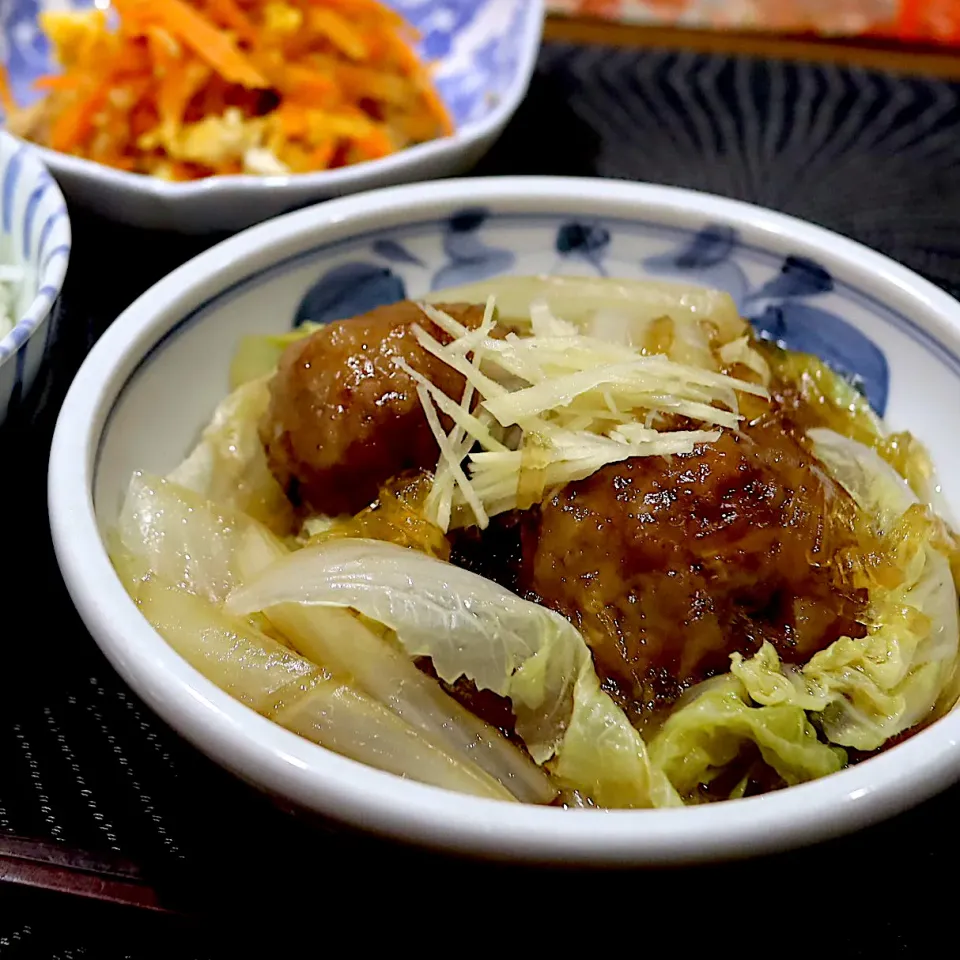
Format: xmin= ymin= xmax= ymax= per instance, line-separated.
xmin=261 ymin=301 xmax=486 ymax=516
xmin=512 ymin=409 xmax=869 ymax=717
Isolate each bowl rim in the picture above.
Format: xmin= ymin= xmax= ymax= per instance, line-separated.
xmin=0 ymin=131 xmax=71 ymax=363
xmin=49 ymin=175 xmax=960 ymax=866
xmin=12 ymin=0 xmax=544 ymax=202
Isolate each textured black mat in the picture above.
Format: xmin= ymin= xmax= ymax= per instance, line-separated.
xmin=3 ymin=41 xmax=960 ymax=953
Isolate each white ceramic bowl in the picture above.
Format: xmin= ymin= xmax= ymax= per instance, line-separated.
xmin=49 ymin=177 xmax=960 ymax=865
xmin=1 ymin=0 xmax=543 ymax=233
xmin=0 ymin=129 xmax=70 ymax=424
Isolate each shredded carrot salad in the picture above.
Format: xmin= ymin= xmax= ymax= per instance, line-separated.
xmin=3 ymin=0 xmax=453 ymax=180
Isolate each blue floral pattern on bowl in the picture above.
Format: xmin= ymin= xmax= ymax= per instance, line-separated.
xmin=291 ymin=215 xmax=898 ymax=417
xmin=1 ymin=0 xmax=533 ymax=128
xmin=556 ymin=222 xmax=611 ymax=276
xmin=293 ymin=263 xmax=409 ymax=328
xmin=641 ymin=229 xmax=890 ymax=414
xmin=294 ymin=208 xmax=517 ymax=326
xmin=431 ymin=208 xmax=516 ymax=290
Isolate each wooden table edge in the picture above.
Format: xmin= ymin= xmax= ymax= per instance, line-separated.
xmin=545 ymin=15 xmax=960 ymax=80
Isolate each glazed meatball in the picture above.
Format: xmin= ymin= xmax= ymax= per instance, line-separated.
xmin=450 ymin=404 xmax=871 ymax=721
xmin=261 ymin=301 xmax=486 ymax=516
xmin=519 ymin=411 xmax=869 ymax=715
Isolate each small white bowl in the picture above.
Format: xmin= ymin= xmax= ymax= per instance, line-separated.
xmin=0 ymin=129 xmax=70 ymax=425
xmin=49 ymin=176 xmax=960 ymax=865
xmin=1 ymin=0 xmax=543 ymax=233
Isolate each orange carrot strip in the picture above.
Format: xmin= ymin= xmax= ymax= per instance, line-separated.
xmin=353 ymin=126 xmax=392 ymax=160
xmin=204 ymin=0 xmax=258 ymax=44
xmin=418 ymin=80 xmax=453 ymax=137
xmin=377 ymin=32 xmax=452 ymax=134
xmin=309 ymin=55 xmax=411 ymax=105
xmin=130 ymin=97 xmax=160 ymax=138
xmin=307 ymin=140 xmax=336 ymax=169
xmin=145 ymin=24 xmax=179 ymax=61
xmin=382 ymin=30 xmax=422 ymax=74
xmin=390 ymin=109 xmax=445 ymax=144
xmin=310 ymin=0 xmax=405 ymax=29
xmin=109 ymin=76 xmax=154 ymax=111
xmin=49 ymin=83 xmax=110 ymax=151
xmin=33 ymin=74 xmax=85 ymax=92
xmin=308 ymin=8 xmax=369 ymax=61
xmin=171 ymin=160 xmax=205 ymax=180
xmin=247 ymin=46 xmax=285 ymax=85
xmin=118 ymin=0 xmax=267 ymax=88
xmin=362 ymin=31 xmax=390 ymax=63
xmin=0 ymin=64 xmax=15 ymax=113
xmin=111 ymin=38 xmax=153 ymax=75
xmin=305 ymin=108 xmax=375 ymax=141
xmin=275 ymin=102 xmax=309 ymax=137
xmin=281 ymin=64 xmax=338 ymax=107
xmin=108 ymin=0 xmax=153 ymax=35
xmin=157 ymin=56 xmax=211 ymax=131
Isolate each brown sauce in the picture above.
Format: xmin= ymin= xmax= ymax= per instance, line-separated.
xmin=455 ymin=381 xmax=874 ymax=726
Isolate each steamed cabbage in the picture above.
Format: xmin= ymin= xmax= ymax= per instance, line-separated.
xmin=167 ymin=378 xmax=293 ymax=535
xmin=426 ymin=275 xmax=749 ymax=370
xmin=764 ymin=345 xmax=952 ymax=521
xmin=649 ymin=675 xmax=845 ymax=796
xmin=113 ymin=474 xmax=543 ymax=802
xmin=137 ymin=578 xmax=516 ymax=800
xmin=225 ymin=537 xmax=681 ymax=808
xmin=647 ymin=427 xmax=959 ymax=789
xmin=233 ymin=521 xmax=556 ymax=804
xmin=117 ymin=472 xmax=252 ymax=604
xmin=729 ymin=429 xmax=959 ymax=750
xmin=228 ymin=324 xmax=323 ymax=390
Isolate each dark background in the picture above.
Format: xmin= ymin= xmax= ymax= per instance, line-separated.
xmin=2 ymin=41 xmax=958 ymax=954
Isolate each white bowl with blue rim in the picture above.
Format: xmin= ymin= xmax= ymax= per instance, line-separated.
xmin=48 ymin=176 xmax=960 ymax=865
xmin=0 ymin=0 xmax=544 ymax=234
xmin=0 ymin=129 xmax=70 ymax=425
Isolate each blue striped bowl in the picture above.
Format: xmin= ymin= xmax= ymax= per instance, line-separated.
xmin=0 ymin=130 xmax=70 ymax=424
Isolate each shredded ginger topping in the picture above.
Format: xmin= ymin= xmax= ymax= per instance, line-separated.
xmin=407 ymin=298 xmax=770 ymax=532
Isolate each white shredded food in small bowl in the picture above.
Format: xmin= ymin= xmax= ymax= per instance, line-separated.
xmin=0 ymin=264 xmax=25 ymax=340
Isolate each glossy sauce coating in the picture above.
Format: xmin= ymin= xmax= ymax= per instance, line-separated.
xmin=519 ymin=400 xmax=868 ymax=719
xmin=449 ymin=385 xmax=871 ymax=724
xmin=260 ymin=302 xmax=486 ymax=516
